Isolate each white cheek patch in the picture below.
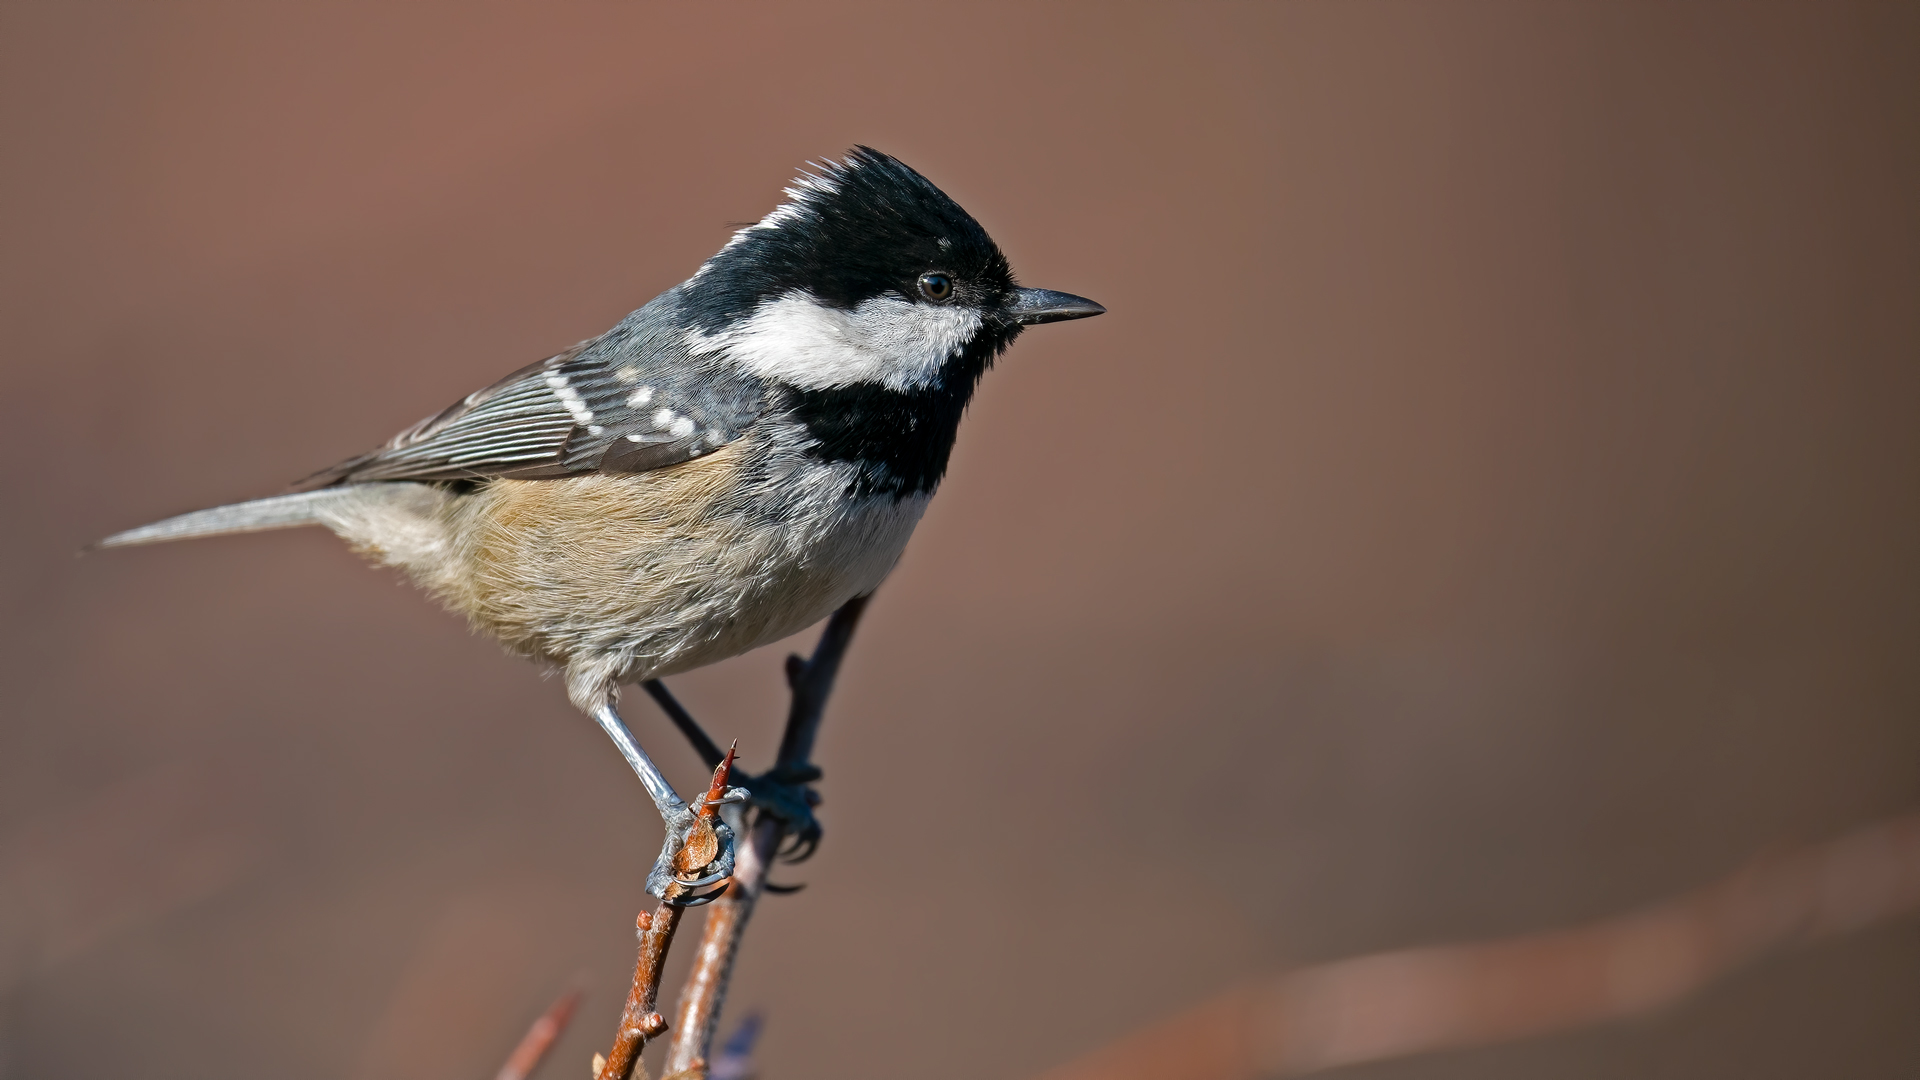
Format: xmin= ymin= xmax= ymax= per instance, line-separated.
xmin=688 ymin=290 xmax=983 ymax=392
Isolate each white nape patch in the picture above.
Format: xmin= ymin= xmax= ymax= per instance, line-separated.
xmin=749 ymin=164 xmax=842 ymax=235
xmin=688 ymin=290 xmax=982 ymax=392
xmin=627 ymin=386 xmax=654 ymax=408
xmin=690 ymin=158 xmax=856 ymax=280
xmin=543 ymin=372 xmax=595 ymax=425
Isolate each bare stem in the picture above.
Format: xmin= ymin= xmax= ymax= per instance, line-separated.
xmin=495 ymin=988 xmax=581 ymax=1080
xmin=596 ymin=748 xmax=738 ymax=1080
xmin=1032 ymin=809 xmax=1920 ymax=1080
xmin=660 ymin=814 xmax=782 ymax=1076
xmin=661 ymin=596 xmax=869 ymax=1074
xmin=597 ymin=903 xmax=683 ymax=1080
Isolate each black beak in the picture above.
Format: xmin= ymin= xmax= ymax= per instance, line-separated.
xmin=1004 ymin=287 xmax=1106 ymax=325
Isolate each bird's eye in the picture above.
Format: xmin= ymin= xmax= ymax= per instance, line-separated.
xmin=918 ymin=273 xmax=954 ymax=303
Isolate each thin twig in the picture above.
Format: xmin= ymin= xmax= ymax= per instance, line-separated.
xmin=1033 ymin=809 xmax=1920 ymax=1080
xmin=706 ymin=1011 xmax=765 ymax=1080
xmin=661 ymin=596 xmax=869 ymax=1074
xmin=596 ymin=903 xmax=683 ymax=1080
xmin=495 ymin=988 xmax=581 ymax=1080
xmin=596 ymin=747 xmax=738 ymax=1080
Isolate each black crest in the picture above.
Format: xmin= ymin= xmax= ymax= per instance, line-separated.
xmin=680 ymin=147 xmax=1018 ymax=333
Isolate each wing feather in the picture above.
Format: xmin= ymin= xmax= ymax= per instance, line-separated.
xmin=291 ymin=295 xmax=766 ymax=491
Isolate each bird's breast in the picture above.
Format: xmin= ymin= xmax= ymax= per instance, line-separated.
xmin=441 ymin=434 xmax=928 ymax=679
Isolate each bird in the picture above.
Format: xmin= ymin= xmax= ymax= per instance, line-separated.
xmin=99 ymin=146 xmax=1104 ymax=899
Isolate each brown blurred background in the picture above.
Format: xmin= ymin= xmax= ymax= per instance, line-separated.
xmin=3 ymin=2 xmax=1917 ymax=1077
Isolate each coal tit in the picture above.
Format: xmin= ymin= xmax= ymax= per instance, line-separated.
xmin=101 ymin=147 xmax=1104 ymax=896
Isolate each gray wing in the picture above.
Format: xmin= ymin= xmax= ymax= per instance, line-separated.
xmin=294 ymin=297 xmax=766 ymax=490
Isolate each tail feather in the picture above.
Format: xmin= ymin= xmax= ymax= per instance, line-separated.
xmin=97 ymin=488 xmax=369 ymax=548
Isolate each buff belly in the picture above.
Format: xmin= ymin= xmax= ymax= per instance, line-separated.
xmin=351 ymin=439 xmax=927 ymax=709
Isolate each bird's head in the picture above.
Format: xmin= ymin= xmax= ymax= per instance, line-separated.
xmin=679 ymin=146 xmax=1103 ymax=394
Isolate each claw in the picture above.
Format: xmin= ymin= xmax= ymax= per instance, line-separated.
xmin=634 ymin=740 xmax=742 ymax=904
xmin=673 ymin=882 xmax=732 ymax=907
xmin=728 ymin=759 xmax=826 ymax=866
xmin=675 ymin=867 xmax=732 ymax=891
xmin=639 ymin=677 xmax=830 ymax=874
xmin=778 ymin=828 xmax=821 ymax=864
xmin=644 ymin=804 xmax=735 ymax=901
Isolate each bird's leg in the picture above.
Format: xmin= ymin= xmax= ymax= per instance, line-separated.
xmin=657 ymin=598 xmax=868 ymax=1075
xmin=756 ymin=596 xmax=869 ymax=864
xmin=736 ymin=758 xmax=825 ymax=863
xmin=642 ymin=679 xmax=725 ymax=771
xmin=589 ymin=701 xmax=743 ymax=904
xmin=641 ymin=678 xmax=825 ymax=863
